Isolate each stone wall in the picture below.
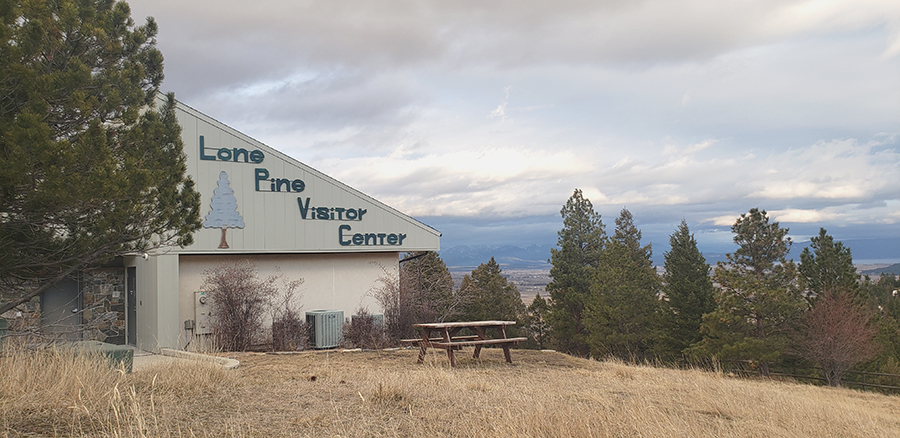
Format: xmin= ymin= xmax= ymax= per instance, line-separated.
xmin=81 ymin=268 xmax=126 ymax=344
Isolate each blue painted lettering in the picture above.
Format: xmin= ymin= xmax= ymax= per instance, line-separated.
xmin=200 ymin=136 xmax=216 ymax=161
xmin=255 ymin=168 xmax=305 ymax=193
xmin=339 ymin=225 xmax=406 ymax=246
xmin=199 ymin=136 xmax=265 ymax=163
xmin=296 ymin=198 xmax=367 ymax=221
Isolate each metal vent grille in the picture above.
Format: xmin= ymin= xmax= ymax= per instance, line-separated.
xmin=306 ymin=310 xmax=343 ymax=349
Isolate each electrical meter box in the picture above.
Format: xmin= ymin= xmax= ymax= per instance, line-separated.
xmin=194 ymin=291 xmax=213 ymax=335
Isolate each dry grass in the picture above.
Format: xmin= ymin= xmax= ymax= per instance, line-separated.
xmin=2 ymin=345 xmax=900 ymax=437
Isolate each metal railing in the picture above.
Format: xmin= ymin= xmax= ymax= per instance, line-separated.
xmin=721 ymin=361 xmax=900 ymax=394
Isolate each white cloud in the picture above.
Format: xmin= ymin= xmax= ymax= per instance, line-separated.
xmin=122 ymin=0 xmax=900 ymax=255
xmin=747 ymin=139 xmax=900 ymax=202
xmin=770 ymin=208 xmax=841 ymax=223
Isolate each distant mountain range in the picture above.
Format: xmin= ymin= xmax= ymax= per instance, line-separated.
xmin=439 ymin=245 xmax=900 ymax=275
xmin=439 ymin=244 xmax=553 ymax=270
xmin=439 ymin=244 xmax=733 ymax=271
xmin=860 ymin=263 xmax=900 ymax=276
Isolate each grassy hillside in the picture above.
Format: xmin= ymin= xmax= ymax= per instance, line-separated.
xmin=2 ymin=346 xmax=899 ymax=437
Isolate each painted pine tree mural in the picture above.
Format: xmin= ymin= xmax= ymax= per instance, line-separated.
xmin=203 ymin=171 xmax=245 ymax=248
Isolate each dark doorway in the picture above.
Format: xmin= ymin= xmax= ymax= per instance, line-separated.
xmin=127 ymin=267 xmax=136 ymax=346
xmin=41 ymin=278 xmax=81 ymax=341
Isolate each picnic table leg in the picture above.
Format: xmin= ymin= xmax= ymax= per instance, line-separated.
xmin=471 ymin=326 xmax=487 ymax=359
xmin=447 ymin=347 xmax=457 ymax=367
xmin=416 ymin=328 xmax=433 ymax=364
xmin=502 ymin=345 xmax=513 ymax=364
xmin=417 ymin=344 xmax=426 ymax=364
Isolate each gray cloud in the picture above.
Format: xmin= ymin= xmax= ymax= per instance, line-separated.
xmin=126 ymin=0 xmax=900 ymax=260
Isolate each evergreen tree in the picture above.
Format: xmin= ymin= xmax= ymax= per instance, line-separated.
xmin=859 ymin=275 xmax=900 ymax=379
xmin=546 ymin=189 xmax=606 ymax=357
xmin=585 ymin=208 xmax=660 ymax=361
xmin=523 ymin=292 xmax=550 ymax=349
xmin=799 ymin=228 xmax=860 ymax=301
xmin=0 ymin=0 xmax=201 ymax=314
xmin=657 ymin=220 xmax=715 ymax=362
xmin=376 ymin=251 xmax=455 ymax=341
xmin=690 ymin=208 xmax=804 ymax=375
xmin=796 ymin=229 xmax=877 ymax=386
xmin=401 ymin=251 xmax=456 ymax=322
xmin=457 ymin=257 xmax=525 ymax=325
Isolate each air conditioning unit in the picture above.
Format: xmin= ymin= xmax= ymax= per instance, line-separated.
xmin=306 ymin=310 xmax=343 ymax=349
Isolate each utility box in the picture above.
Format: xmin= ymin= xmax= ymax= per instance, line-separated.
xmin=306 ymin=310 xmax=343 ymax=349
xmin=71 ymin=341 xmax=134 ymax=373
xmin=194 ymin=291 xmax=213 ymax=335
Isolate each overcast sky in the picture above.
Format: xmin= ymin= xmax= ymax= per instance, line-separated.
xmin=128 ymin=0 xmax=900 ymax=263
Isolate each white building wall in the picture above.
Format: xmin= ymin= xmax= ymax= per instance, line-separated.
xmin=176 ymin=252 xmax=398 ymax=348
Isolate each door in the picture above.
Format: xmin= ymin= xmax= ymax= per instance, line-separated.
xmin=40 ymin=278 xmax=81 ymax=341
xmin=127 ymin=267 xmax=136 ymax=345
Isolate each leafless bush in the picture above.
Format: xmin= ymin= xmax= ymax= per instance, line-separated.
xmin=370 ymin=255 xmax=463 ymax=343
xmin=796 ymin=293 xmax=880 ymax=387
xmin=371 ymin=271 xmax=413 ymax=342
xmin=200 ymin=260 xmax=298 ymax=351
xmin=270 ymin=270 xmax=307 ymax=351
xmin=343 ymin=307 xmax=389 ymax=349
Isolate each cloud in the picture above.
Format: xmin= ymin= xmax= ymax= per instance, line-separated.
xmin=122 ymin=0 xmax=900 ymax=258
xmin=769 ymin=208 xmax=842 ymax=223
xmin=747 ymin=139 xmax=900 ymax=203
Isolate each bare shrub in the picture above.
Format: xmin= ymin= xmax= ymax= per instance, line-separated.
xmin=270 ymin=270 xmax=307 ymax=351
xmin=371 ymin=271 xmax=413 ymax=342
xmin=199 ymin=260 xmax=306 ymax=351
xmin=796 ymin=293 xmax=880 ymax=387
xmin=343 ymin=307 xmax=389 ymax=349
xmin=371 ymin=254 xmax=463 ymax=343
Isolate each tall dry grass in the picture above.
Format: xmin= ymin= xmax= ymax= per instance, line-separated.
xmin=0 ymin=342 xmax=233 ymax=437
xmin=2 ymin=345 xmax=899 ymax=437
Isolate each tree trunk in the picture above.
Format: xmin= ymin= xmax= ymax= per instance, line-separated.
xmin=218 ymin=228 xmax=229 ymax=249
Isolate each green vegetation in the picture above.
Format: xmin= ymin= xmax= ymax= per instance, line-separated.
xmin=0 ymin=0 xmax=201 ymax=314
xmin=457 ymin=257 xmax=526 ymax=324
xmin=546 ymin=188 xmax=606 ymax=357
xmin=537 ymin=192 xmax=898 ymax=390
xmin=656 ymin=220 xmax=716 ymax=362
xmin=585 ymin=208 xmax=660 ymax=361
xmin=691 ymin=208 xmax=805 ymax=375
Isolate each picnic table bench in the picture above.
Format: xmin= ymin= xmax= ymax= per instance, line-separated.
xmin=400 ymin=320 xmax=526 ymax=367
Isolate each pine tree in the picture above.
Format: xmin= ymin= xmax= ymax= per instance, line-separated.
xmin=523 ymin=292 xmax=550 ymax=349
xmin=799 ymin=228 xmax=860 ymax=301
xmin=585 ymin=208 xmax=660 ymax=361
xmin=796 ymin=228 xmax=876 ymax=386
xmin=657 ymin=220 xmax=715 ymax=362
xmin=373 ymin=251 xmax=455 ymax=341
xmin=0 ymin=0 xmax=201 ymax=314
xmin=401 ymin=251 xmax=456 ymax=322
xmin=860 ymin=275 xmax=900 ymax=377
xmin=457 ymin=257 xmax=525 ymax=325
xmin=690 ymin=208 xmax=804 ymax=375
xmin=546 ymin=189 xmax=606 ymax=357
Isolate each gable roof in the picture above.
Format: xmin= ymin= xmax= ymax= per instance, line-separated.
xmin=167 ymin=98 xmax=441 ymax=254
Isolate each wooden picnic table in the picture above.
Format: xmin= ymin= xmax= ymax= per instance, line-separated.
xmin=400 ymin=320 xmax=526 ymax=367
